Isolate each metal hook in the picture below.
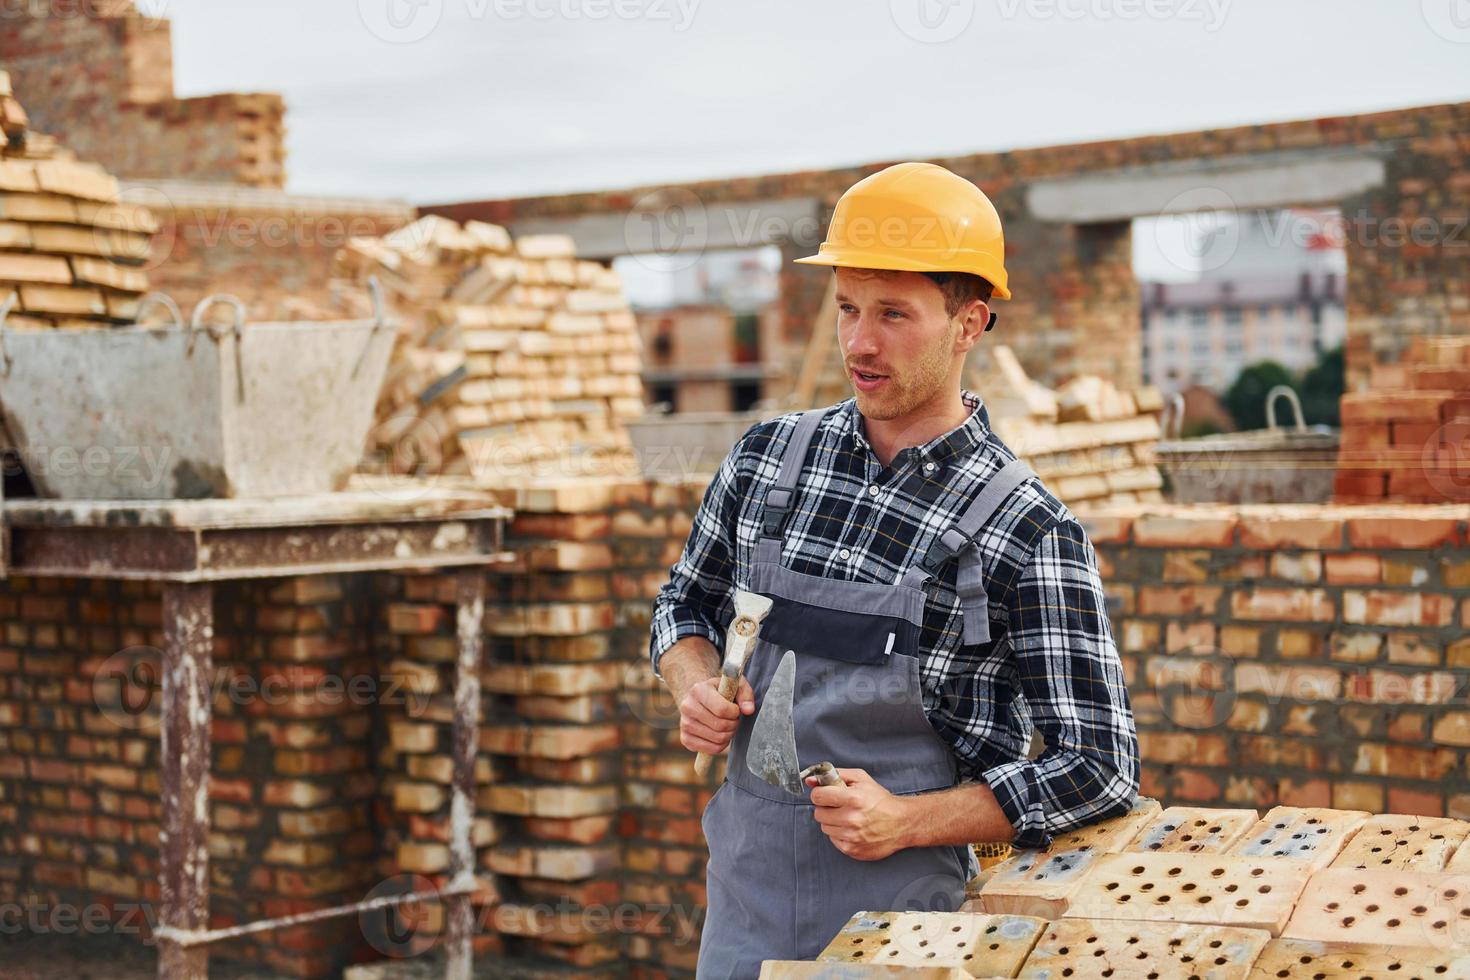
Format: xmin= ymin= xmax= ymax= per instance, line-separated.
xmin=134 ymin=292 xmax=184 ymax=330
xmin=1160 ymin=391 xmax=1185 ymax=439
xmin=1265 ymin=384 xmax=1306 ymax=434
xmin=350 ymin=276 xmax=391 ymax=379
xmin=190 ymin=294 xmax=248 ymax=401
xmin=0 ymin=292 xmax=15 ymax=378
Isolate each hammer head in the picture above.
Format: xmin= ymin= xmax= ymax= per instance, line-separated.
xmin=718 ymin=589 xmax=773 ymax=679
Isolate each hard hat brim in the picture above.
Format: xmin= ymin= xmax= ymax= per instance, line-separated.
xmin=793 ymin=250 xmax=1011 ymax=301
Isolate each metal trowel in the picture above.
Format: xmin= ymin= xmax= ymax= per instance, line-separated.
xmin=746 ymin=649 xmax=843 ymax=795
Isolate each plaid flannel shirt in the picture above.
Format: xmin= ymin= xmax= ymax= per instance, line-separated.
xmin=649 ymin=389 xmax=1140 ymax=849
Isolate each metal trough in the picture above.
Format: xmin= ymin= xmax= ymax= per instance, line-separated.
xmin=1155 ymin=385 xmax=1340 ymax=504
xmin=0 ymin=287 xmax=397 ymax=499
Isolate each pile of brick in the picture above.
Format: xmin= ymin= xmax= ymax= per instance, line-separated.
xmin=336 ymin=215 xmax=645 ymax=484
xmin=1334 ymin=335 xmax=1470 ymax=503
xmin=764 ymin=801 xmax=1470 ymax=977
xmin=972 ymin=345 xmax=1166 ymax=506
xmin=0 ymin=70 xmax=156 ymax=328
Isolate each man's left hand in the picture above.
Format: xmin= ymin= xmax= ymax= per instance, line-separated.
xmin=807 ymin=767 xmax=910 ymax=861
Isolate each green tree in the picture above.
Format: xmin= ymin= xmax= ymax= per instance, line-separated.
xmin=1299 ymin=345 xmax=1345 ymax=427
xmin=1224 ymin=361 xmax=1296 ymax=431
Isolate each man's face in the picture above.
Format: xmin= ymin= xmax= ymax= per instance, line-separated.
xmin=834 ymin=267 xmax=963 ymax=421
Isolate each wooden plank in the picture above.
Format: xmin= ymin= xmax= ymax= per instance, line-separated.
xmin=0 ymin=221 xmax=35 ymax=249
xmin=1281 ymin=867 xmax=1470 ymax=948
xmin=1249 ymin=937 xmax=1470 ymax=979
xmin=818 ymin=910 xmax=1045 ymax=976
xmin=0 ymin=160 xmax=37 ymax=193
xmin=978 ymin=799 xmax=1162 ymax=919
xmin=1330 ymin=814 xmax=1470 ymax=872
xmin=33 ymin=159 xmax=119 ymax=203
xmin=1226 ymin=807 xmax=1370 ymax=872
xmin=0 ymin=252 xmax=72 ymax=285
xmin=1124 ymin=807 xmax=1260 ymax=856
xmin=1018 ymin=917 xmax=1271 ymax=979
xmin=1063 ymin=853 xmax=1311 ymax=936
xmin=69 ymin=256 xmax=148 ymax=293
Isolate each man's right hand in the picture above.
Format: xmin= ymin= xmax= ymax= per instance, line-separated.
xmin=678 ymin=673 xmax=756 ymax=756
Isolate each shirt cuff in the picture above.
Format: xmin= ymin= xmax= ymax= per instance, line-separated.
xmin=980 ymin=758 xmax=1052 ymax=850
xmin=649 ymin=616 xmax=724 ymax=683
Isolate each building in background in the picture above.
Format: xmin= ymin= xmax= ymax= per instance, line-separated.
xmin=1138 ymin=209 xmax=1347 ymax=395
xmin=621 ymin=246 xmax=790 ymax=413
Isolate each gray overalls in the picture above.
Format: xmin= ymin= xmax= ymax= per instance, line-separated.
xmin=696 ymin=407 xmax=1036 ymax=979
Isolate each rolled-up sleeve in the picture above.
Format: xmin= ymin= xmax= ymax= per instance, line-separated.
xmin=648 ymin=433 xmax=748 ymax=682
xmin=980 ymin=518 xmax=1140 ymax=849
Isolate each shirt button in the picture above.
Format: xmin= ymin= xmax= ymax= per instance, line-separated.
xmin=867 ymin=485 xmax=879 ymax=497
xmin=839 ymin=548 xmax=851 ymax=560
xmin=924 ymin=462 xmax=937 ymax=472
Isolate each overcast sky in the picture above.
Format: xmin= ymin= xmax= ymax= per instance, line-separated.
xmin=158 ymin=0 xmax=1470 ymax=207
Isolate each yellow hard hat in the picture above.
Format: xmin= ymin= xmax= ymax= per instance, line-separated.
xmin=795 ymin=161 xmax=1011 ymax=301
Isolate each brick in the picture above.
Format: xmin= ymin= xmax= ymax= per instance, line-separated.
xmin=1344 ymin=590 xmax=1455 ymax=627
xmin=480 ymin=723 xmax=620 ymax=760
xmin=1432 ymin=712 xmax=1470 ymax=747
xmin=481 ymin=784 xmax=618 ymax=818
xmin=1230 ymin=588 xmax=1335 ymax=622
xmin=1282 ymin=867 xmax=1467 ymax=945
xmin=1161 ymin=550 xmax=1211 ymax=582
xmin=1164 ymin=621 xmax=1215 ymax=654
xmin=1236 ymin=664 xmax=1341 ymax=701
xmin=1138 ymin=585 xmax=1222 ymax=617
xmin=1121 ymin=619 xmax=1159 ymax=653
xmin=389 ymin=721 xmax=439 ymax=753
xmin=1387 ymin=633 xmax=1441 ymax=665
xmin=1346 ymin=668 xmax=1457 ymax=705
xmin=1239 ymin=516 xmax=1344 ymax=550
xmin=1219 ymin=625 xmax=1260 ymax=657
xmin=1269 ymin=552 xmax=1322 ymax=583
xmin=817 ymin=910 xmax=1045 ymax=975
xmin=1139 ymin=732 xmax=1228 ymax=767
xmin=392 ymin=782 xmax=446 ymax=813
xmin=1341 ymin=391 xmax=1449 ymax=423
xmin=1353 ymin=743 xmax=1458 ymax=780
xmin=484 ymin=843 xmax=620 ymax=880
xmin=1332 ymin=782 xmax=1383 ymax=814
xmin=1329 ymin=631 xmax=1383 ymax=663
xmin=397 ymin=842 xmax=450 ymax=873
xmin=1275 ymin=629 xmax=1324 ymax=660
xmin=386 ymin=603 xmax=451 ymax=634
xmin=1078 ymin=514 xmax=1131 ymax=544
xmin=1347 ymin=516 xmax=1460 ymax=550
xmin=480 ymin=662 xmax=622 ymax=696
xmin=1444 ymin=558 xmax=1470 ymax=588
xmin=1132 ymin=514 xmax=1237 ymax=548
xmin=1062 ymin=853 xmax=1309 ymax=934
xmin=1324 ymin=552 xmax=1382 ymax=584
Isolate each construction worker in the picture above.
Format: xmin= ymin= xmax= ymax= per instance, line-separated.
xmin=649 ymin=162 xmax=1140 ymax=978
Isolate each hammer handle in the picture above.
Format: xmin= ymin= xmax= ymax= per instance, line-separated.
xmin=692 ymin=671 xmax=741 ymax=778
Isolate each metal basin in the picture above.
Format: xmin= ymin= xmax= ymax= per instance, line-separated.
xmin=0 ymin=291 xmax=397 ymax=499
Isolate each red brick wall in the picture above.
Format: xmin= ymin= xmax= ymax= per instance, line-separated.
xmin=1085 ymin=503 xmax=1470 ymax=819
xmin=0 ymin=5 xmax=287 ymax=188
xmin=431 ymin=102 xmax=1470 ymax=394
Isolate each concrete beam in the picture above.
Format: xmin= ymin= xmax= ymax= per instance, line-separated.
xmin=1026 ymin=152 xmax=1387 ymax=223
xmin=509 ymin=197 xmax=823 ymax=259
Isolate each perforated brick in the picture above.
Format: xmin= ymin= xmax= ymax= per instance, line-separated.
xmin=1225 ymin=807 xmax=1369 ymax=871
xmin=817 ymin=910 xmax=1045 ymax=976
xmin=1444 ymin=834 xmax=1470 ymax=873
xmin=758 ymin=964 xmax=973 ymax=979
xmin=1018 ymin=917 xmax=1271 ymax=979
xmin=1125 ymin=807 xmax=1260 ymax=855
xmin=978 ymin=798 xmax=1162 ymax=918
xmin=1062 ymin=854 xmax=1311 ymax=935
xmin=1281 ymin=868 xmax=1470 ymax=950
xmin=1330 ymin=814 xmax=1470 ymax=872
xmin=1249 ymin=937 xmax=1470 ymax=979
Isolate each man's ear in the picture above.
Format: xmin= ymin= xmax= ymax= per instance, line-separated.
xmin=954 ymin=300 xmax=990 ymax=352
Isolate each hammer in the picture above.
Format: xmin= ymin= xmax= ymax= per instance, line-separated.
xmin=693 ymin=589 xmax=773 ymax=778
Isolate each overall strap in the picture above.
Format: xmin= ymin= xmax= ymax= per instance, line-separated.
xmin=899 ymin=457 xmax=1036 ymax=645
xmin=754 ymin=408 xmax=828 ymax=565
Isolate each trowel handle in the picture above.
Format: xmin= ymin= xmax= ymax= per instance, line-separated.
xmin=801 ymin=761 xmax=844 ymax=787
xmin=693 ymin=668 xmax=741 ymax=778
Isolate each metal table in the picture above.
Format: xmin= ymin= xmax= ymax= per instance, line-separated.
xmin=0 ymin=483 xmax=514 ymax=980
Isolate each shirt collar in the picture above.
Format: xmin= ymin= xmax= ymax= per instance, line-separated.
xmin=844 ymin=388 xmax=992 ymax=468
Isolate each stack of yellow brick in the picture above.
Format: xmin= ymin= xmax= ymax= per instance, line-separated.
xmin=763 ymin=801 xmax=1470 ymax=977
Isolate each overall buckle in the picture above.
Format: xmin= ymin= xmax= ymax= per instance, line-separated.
xmin=919 ymin=526 xmax=970 ymax=573
xmin=760 ymin=487 xmax=795 ymax=537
